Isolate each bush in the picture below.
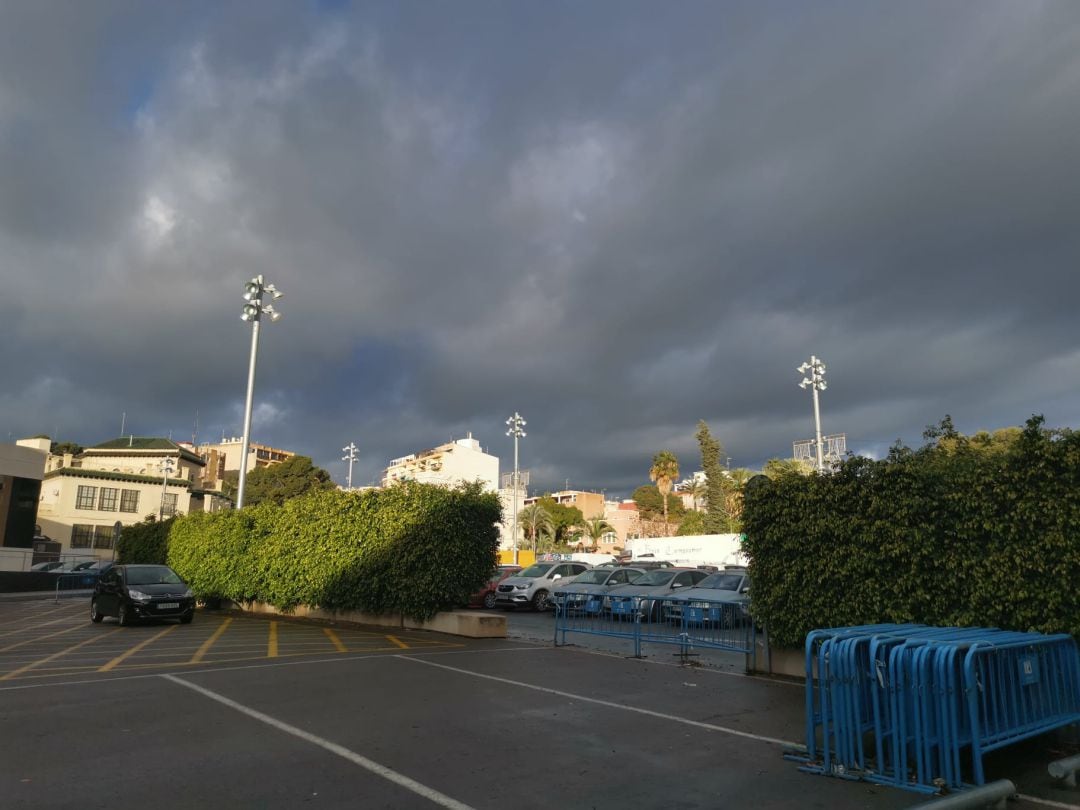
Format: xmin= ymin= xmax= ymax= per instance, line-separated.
xmin=167 ymin=481 xmax=501 ymax=620
xmin=116 ymin=517 xmax=175 ymax=565
xmin=742 ymin=416 xmax=1080 ymax=647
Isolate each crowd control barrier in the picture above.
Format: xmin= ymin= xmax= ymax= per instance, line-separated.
xmin=54 ymin=571 xmax=99 ymax=602
xmin=787 ymin=623 xmax=1080 ymax=796
xmin=552 ymin=590 xmax=756 ymax=665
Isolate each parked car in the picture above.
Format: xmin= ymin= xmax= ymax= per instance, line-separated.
xmin=467 ymin=565 xmax=522 ymax=609
xmin=30 ymin=561 xmax=64 ymax=572
xmin=90 ymin=564 xmax=195 ymax=626
xmin=80 ymin=560 xmax=115 ymax=575
xmin=549 ymin=566 xmax=649 ymax=614
xmin=603 ymin=567 xmax=710 ymax=621
xmin=495 ymin=561 xmax=591 ymax=611
xmin=664 ymin=568 xmax=751 ymax=624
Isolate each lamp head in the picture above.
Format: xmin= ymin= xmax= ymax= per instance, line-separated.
xmin=241 ymin=303 xmax=260 ymax=322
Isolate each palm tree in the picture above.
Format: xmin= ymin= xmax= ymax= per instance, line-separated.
xmin=689 ymin=478 xmax=708 ymax=512
xmin=519 ymin=503 xmax=554 ymax=551
xmin=580 ymin=517 xmax=617 ymax=550
xmin=649 ymin=450 xmax=680 ymax=533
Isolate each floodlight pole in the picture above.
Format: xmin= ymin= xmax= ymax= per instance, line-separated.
xmin=342 ymin=442 xmax=359 ymax=489
xmin=506 ymin=412 xmax=527 ymax=565
xmin=159 ymin=457 xmax=175 ymax=521
xmin=798 ymin=355 xmax=827 ymax=471
xmin=236 ymin=275 xmax=283 ymax=509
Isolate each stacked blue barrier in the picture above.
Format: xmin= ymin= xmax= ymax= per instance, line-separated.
xmin=788 ymin=623 xmax=1080 ymax=795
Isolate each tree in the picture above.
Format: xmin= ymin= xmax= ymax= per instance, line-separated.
xmin=580 ymin=517 xmax=617 ymax=550
xmin=688 ymin=478 xmax=708 ymax=511
xmin=519 ymin=503 xmax=554 ymax=551
xmin=676 ymin=510 xmax=706 ymax=536
xmin=649 ymin=450 xmax=680 ymax=532
xmin=534 ymin=497 xmax=585 ymax=545
xmin=242 ymin=455 xmax=335 ymax=507
xmin=695 ymin=421 xmax=729 ymax=534
xmin=50 ymin=440 xmax=83 ymax=456
xmin=631 ymin=485 xmax=684 ymax=537
xmin=762 ymin=457 xmax=814 ymax=479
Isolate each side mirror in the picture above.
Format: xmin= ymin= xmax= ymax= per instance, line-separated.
xmin=740 ymin=586 xmax=750 ymax=594
xmin=552 ymin=574 xmax=562 ymax=581
xmin=672 ymin=582 xmax=683 ymax=588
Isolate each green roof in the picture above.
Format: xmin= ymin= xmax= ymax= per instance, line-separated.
xmin=86 ymin=437 xmax=204 ymax=466
xmin=43 ymin=467 xmax=192 ymax=488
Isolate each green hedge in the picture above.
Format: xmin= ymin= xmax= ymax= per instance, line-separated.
xmin=167 ymin=482 xmax=501 ymax=620
xmin=117 ymin=517 xmax=175 ymax=565
xmin=742 ymin=416 xmax=1080 ymax=648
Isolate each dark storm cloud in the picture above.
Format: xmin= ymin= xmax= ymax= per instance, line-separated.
xmin=1 ymin=1 xmax=1079 ymax=498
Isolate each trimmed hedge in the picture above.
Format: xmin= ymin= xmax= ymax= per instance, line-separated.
xmin=742 ymin=416 xmax=1080 ymax=648
xmin=167 ymin=482 xmax=501 ymax=621
xmin=117 ymin=517 xmax=174 ymax=565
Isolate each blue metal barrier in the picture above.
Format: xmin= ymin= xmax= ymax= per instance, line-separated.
xmin=788 ymin=623 xmax=1080 ymax=796
xmin=552 ymin=591 xmax=756 ymax=663
xmin=54 ymin=571 xmax=98 ymax=602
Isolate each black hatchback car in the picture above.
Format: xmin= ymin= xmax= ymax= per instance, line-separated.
xmin=90 ymin=564 xmax=195 ymax=626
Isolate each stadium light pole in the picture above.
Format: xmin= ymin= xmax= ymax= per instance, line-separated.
xmin=158 ymin=456 xmax=175 ymax=521
xmin=505 ymin=412 xmax=527 ymax=565
xmin=797 ymin=355 xmax=827 ymax=471
xmin=342 ymin=441 xmax=359 ymax=489
xmin=237 ymin=275 xmax=283 ymax=509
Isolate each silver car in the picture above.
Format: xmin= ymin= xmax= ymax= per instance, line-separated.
xmin=603 ymin=567 xmax=710 ymax=622
xmin=549 ymin=566 xmax=649 ymax=614
xmin=495 ymin=561 xmax=591 ymax=611
xmin=665 ymin=568 xmax=750 ymax=624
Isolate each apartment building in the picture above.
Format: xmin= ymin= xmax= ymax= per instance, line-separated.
xmin=0 ymin=438 xmax=48 ymax=551
xmin=37 ymin=437 xmax=230 ymax=560
xmin=522 ymin=489 xmax=605 ymax=520
xmin=381 ymin=433 xmax=499 ymax=492
xmin=196 ymin=437 xmax=295 ymax=490
xmin=601 ymin=500 xmax=642 ymax=552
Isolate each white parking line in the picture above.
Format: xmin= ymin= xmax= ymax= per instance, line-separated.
xmin=396 ymin=655 xmax=799 ymax=748
xmin=1017 ymin=795 xmax=1080 ymax=809
xmin=161 ymin=674 xmax=477 ymax=810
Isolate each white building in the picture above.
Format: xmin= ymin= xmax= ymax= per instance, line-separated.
xmin=381 ymin=433 xmax=499 ymax=492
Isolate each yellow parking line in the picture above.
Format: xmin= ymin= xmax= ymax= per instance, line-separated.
xmin=189 ymin=618 xmax=232 ymax=664
xmin=385 ymin=635 xmax=409 ymax=649
xmin=0 ymin=614 xmax=79 ymax=640
xmin=323 ymin=628 xmax=347 ymax=653
xmin=0 ymin=623 xmax=85 ymax=653
xmin=99 ymin=625 xmax=177 ymax=672
xmin=1 ymin=629 xmax=122 ymax=680
xmin=268 ymin=621 xmax=278 ymax=658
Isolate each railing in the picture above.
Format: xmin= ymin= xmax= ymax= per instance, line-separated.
xmin=54 ymin=572 xmax=100 ymax=602
xmin=552 ymin=591 xmax=756 ymax=665
xmin=788 ymin=623 xmax=1080 ymax=795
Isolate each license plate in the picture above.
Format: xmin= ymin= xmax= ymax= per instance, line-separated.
xmin=158 ymin=602 xmax=180 ymax=609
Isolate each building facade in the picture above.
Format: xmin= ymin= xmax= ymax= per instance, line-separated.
xmin=381 ymin=433 xmax=499 ymax=492
xmin=522 ymin=490 xmax=605 ymax=520
xmin=0 ymin=438 xmax=49 ymax=552
xmin=196 ymin=437 xmax=296 ymax=490
xmin=37 ymin=438 xmax=230 ymax=560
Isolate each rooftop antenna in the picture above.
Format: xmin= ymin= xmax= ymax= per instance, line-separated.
xmin=120 ymin=412 xmax=126 ymax=438
xmin=129 ymin=434 xmax=134 ymax=447
xmin=192 ymin=410 xmax=199 ymax=445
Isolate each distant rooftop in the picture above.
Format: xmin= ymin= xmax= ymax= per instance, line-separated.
xmin=85 ymin=437 xmax=205 ymax=466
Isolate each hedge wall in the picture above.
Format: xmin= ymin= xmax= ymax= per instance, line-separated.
xmin=742 ymin=416 xmax=1080 ymax=647
xmin=167 ymin=482 xmax=501 ymax=621
xmin=117 ymin=517 xmax=174 ymax=565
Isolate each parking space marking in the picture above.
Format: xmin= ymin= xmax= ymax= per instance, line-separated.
xmin=268 ymin=621 xmax=278 ymax=658
xmin=1017 ymin=795 xmax=1080 ymax=809
xmin=161 ymin=674 xmax=478 ymax=810
xmin=323 ymin=628 xmax=347 ymax=652
xmin=397 ymin=655 xmax=799 ymax=748
xmin=0 ymin=622 xmax=85 ymax=652
xmin=187 ymin=618 xmax=232 ymax=663
xmin=99 ymin=625 xmax=177 ymax=672
xmin=0 ymin=613 xmax=82 ymax=640
xmin=385 ymin=634 xmax=409 ymax=649
xmin=1 ymin=628 xmax=122 ymax=680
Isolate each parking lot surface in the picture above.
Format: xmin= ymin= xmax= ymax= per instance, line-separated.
xmin=1 ymin=598 xmax=1076 ymax=809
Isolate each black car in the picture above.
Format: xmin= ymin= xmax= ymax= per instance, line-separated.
xmin=90 ymin=564 xmax=195 ymax=626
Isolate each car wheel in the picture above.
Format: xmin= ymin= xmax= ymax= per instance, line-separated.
xmin=531 ymin=590 xmax=549 ymax=612
xmin=118 ymin=604 xmax=131 ymax=627
xmin=482 ymin=592 xmax=497 ymax=610
xmin=90 ymin=598 xmax=104 ymax=623
xmin=180 ymin=611 xmax=194 ymax=625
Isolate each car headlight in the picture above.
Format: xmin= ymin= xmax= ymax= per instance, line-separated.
xmin=182 ymin=588 xmax=194 ymax=598
xmin=515 ymin=583 xmax=530 ymax=590
xmin=128 ymin=589 xmax=151 ymax=602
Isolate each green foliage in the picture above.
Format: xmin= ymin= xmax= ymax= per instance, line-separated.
xmin=696 ymin=421 xmax=729 ymax=533
xmin=676 ymin=510 xmax=706 ymax=536
xmin=167 ymin=481 xmax=501 ymax=620
xmin=761 ymin=457 xmax=814 ymax=479
xmin=50 ymin=440 xmax=84 ymax=455
xmin=580 ymin=517 xmax=617 ymax=548
xmin=241 ymin=455 xmax=335 ymax=507
xmin=533 ymin=497 xmax=585 ymax=544
xmin=519 ymin=503 xmax=555 ymax=550
xmin=117 ymin=517 xmax=175 ymax=564
xmin=631 ymin=485 xmax=685 ymax=521
xmin=743 ymin=415 xmax=1080 ymax=647
xmin=649 ymin=450 xmax=680 ymax=527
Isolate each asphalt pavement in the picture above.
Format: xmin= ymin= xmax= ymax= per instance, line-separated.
xmin=0 ymin=597 xmax=1076 ymax=810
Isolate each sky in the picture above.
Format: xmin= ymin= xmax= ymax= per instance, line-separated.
xmin=2 ymin=1 xmax=1079 ymax=499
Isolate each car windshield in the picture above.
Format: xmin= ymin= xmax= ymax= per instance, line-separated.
xmin=697 ymin=573 xmax=745 ymax=590
xmin=126 ymin=566 xmax=183 ymax=586
xmin=569 ymin=570 xmax=609 ymax=585
xmin=517 ymin=563 xmax=555 ymax=578
xmin=632 ymin=571 xmax=676 ymax=586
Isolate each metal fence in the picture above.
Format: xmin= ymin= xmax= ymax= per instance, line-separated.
xmin=54 ymin=571 xmax=99 ymax=602
xmin=552 ymin=590 xmax=756 ymax=665
xmin=787 ymin=623 xmax=1080 ymax=795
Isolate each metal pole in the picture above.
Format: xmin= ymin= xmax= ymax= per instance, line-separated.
xmin=236 ymin=319 xmax=261 ymax=509
xmin=512 ymin=432 xmax=519 ymax=565
xmin=159 ymin=458 xmax=173 ymax=521
xmin=811 ymin=375 xmax=824 ymax=471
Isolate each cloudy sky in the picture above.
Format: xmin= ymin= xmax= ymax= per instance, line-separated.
xmin=2 ymin=1 xmax=1079 ymax=497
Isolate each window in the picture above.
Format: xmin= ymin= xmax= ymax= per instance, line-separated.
xmin=71 ymin=525 xmax=94 ymax=548
xmin=119 ymin=490 xmax=139 ymax=513
xmin=98 ymin=488 xmax=119 ymax=511
xmin=93 ymin=525 xmax=116 ymax=549
xmin=75 ymin=486 xmax=97 ymax=510
xmin=161 ymin=493 xmax=178 ymax=517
